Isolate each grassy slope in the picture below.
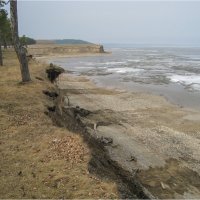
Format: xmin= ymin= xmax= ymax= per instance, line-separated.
xmin=0 ymin=49 xmax=118 ymax=199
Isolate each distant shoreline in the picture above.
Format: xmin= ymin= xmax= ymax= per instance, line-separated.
xmin=28 ymin=44 xmax=108 ymax=58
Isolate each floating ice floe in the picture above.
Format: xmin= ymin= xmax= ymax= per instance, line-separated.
xmin=169 ymin=74 xmax=200 ymax=91
xmin=107 ymin=67 xmax=144 ymax=74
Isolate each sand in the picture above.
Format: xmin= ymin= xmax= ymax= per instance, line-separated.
xmin=56 ymin=72 xmax=200 ymax=199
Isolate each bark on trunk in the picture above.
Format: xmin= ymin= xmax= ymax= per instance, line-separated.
xmin=3 ymin=39 xmax=7 ymax=49
xmin=0 ymin=31 xmax=3 ymax=66
xmin=10 ymin=0 xmax=31 ymax=82
xmin=0 ymin=40 xmax=3 ymax=66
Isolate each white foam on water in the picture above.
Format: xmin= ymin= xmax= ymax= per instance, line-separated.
xmin=107 ymin=67 xmax=144 ymax=74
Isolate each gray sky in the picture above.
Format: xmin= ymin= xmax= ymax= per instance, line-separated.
xmin=14 ymin=1 xmax=200 ymax=46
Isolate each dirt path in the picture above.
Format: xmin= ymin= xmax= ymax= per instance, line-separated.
xmin=57 ymin=73 xmax=200 ymax=199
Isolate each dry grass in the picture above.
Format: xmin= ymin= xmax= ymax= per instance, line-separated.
xmin=0 ymin=49 xmax=118 ymax=199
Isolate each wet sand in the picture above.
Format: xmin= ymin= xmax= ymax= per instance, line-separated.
xmin=91 ymin=74 xmax=200 ymax=111
xmin=57 ymin=72 xmax=200 ymax=199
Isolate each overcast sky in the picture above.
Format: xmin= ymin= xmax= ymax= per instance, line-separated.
xmin=12 ymin=1 xmax=200 ymax=46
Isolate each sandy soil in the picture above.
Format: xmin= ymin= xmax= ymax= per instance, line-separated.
xmin=57 ymin=72 xmax=200 ymax=199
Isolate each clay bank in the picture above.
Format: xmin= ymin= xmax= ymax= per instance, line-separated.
xmin=28 ymin=44 xmax=106 ymax=58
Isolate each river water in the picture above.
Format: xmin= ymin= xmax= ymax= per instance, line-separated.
xmin=51 ymin=46 xmax=200 ymax=110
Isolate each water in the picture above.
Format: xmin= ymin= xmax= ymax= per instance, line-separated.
xmin=50 ymin=46 xmax=200 ymax=110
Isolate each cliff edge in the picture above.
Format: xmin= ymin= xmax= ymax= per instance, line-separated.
xmin=28 ymin=44 xmax=106 ymax=57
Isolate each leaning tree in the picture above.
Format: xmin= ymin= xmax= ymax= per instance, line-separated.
xmin=10 ymin=0 xmax=31 ymax=82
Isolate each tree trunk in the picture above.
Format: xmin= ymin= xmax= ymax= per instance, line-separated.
xmin=3 ymin=39 xmax=7 ymax=49
xmin=10 ymin=0 xmax=31 ymax=82
xmin=0 ymin=0 xmax=3 ymax=66
xmin=0 ymin=40 xmax=3 ymax=66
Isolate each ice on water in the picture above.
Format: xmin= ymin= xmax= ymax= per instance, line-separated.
xmin=51 ymin=46 xmax=200 ymax=92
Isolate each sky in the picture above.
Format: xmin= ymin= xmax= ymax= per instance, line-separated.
xmin=8 ymin=1 xmax=200 ymax=46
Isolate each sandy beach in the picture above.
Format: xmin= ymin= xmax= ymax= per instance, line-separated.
xmin=27 ymin=44 xmax=200 ymax=198
xmin=54 ymin=64 xmax=200 ymax=198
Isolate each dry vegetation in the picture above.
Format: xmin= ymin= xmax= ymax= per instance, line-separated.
xmin=28 ymin=44 xmax=105 ymax=58
xmin=0 ymin=49 xmax=118 ymax=199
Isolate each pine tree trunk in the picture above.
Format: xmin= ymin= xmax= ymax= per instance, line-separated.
xmin=10 ymin=0 xmax=31 ymax=82
xmin=0 ymin=27 xmax=3 ymax=66
xmin=0 ymin=41 xmax=3 ymax=66
xmin=3 ymin=39 xmax=7 ymax=49
xmin=0 ymin=33 xmax=3 ymax=66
